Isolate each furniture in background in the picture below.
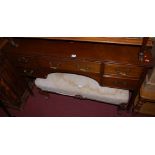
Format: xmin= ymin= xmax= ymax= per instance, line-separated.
xmin=1 ymin=37 xmax=154 ymax=111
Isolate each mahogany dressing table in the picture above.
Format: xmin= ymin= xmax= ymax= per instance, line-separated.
xmin=0 ymin=37 xmax=153 ymax=111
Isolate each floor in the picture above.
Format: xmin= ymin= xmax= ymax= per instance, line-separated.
xmin=0 ymin=86 xmax=148 ymax=117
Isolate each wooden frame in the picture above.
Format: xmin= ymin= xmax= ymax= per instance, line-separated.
xmin=42 ymin=37 xmax=153 ymax=46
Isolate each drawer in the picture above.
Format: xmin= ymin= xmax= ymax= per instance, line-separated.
xmin=104 ymin=63 xmax=143 ymax=78
xmin=38 ymin=56 xmax=60 ymax=69
xmin=38 ymin=56 xmax=101 ymax=74
xmin=102 ymin=75 xmax=139 ymax=90
xmin=38 ymin=57 xmax=78 ymax=71
xmin=59 ymin=60 xmax=100 ymax=73
xmin=76 ymin=61 xmax=100 ymax=74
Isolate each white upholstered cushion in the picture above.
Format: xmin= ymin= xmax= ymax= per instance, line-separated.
xmin=35 ymin=73 xmax=129 ymax=105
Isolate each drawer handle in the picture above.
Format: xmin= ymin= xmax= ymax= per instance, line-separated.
xmin=71 ymin=54 xmax=77 ymax=58
xmin=24 ymin=69 xmax=27 ymax=73
xmin=79 ymin=68 xmax=88 ymax=72
xmin=115 ymin=68 xmax=131 ymax=76
xmin=116 ymin=71 xmax=127 ymax=76
xmin=24 ymin=69 xmax=34 ymax=75
xmin=18 ymin=57 xmax=29 ymax=63
xmin=29 ymin=70 xmax=34 ymax=74
xmin=49 ymin=62 xmax=59 ymax=69
xmin=77 ymin=64 xmax=89 ymax=72
xmin=50 ymin=66 xmax=57 ymax=69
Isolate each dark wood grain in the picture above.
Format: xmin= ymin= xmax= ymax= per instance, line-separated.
xmin=0 ymin=40 xmax=32 ymax=109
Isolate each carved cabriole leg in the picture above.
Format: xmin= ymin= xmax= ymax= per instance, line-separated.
xmin=127 ymin=69 xmax=148 ymax=112
xmin=134 ymin=96 xmax=145 ymax=113
xmin=118 ymin=103 xmax=128 ymax=110
xmin=116 ymin=103 xmax=128 ymax=116
xmin=126 ymin=90 xmax=137 ymax=112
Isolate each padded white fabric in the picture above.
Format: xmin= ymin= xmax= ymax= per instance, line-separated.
xmin=35 ymin=73 xmax=129 ymax=105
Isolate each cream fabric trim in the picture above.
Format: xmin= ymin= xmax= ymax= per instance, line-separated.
xmin=35 ymin=73 xmax=129 ymax=105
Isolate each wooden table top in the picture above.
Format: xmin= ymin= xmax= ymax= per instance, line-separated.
xmin=0 ymin=37 xmax=153 ymax=47
xmin=42 ymin=37 xmax=153 ymax=46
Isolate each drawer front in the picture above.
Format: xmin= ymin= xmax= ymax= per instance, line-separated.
xmin=59 ymin=60 xmax=100 ymax=73
xmin=38 ymin=56 xmax=101 ymax=74
xmin=76 ymin=61 xmax=100 ymax=73
xmin=102 ymin=75 xmax=139 ymax=90
xmin=38 ymin=57 xmax=78 ymax=71
xmin=38 ymin=56 xmax=60 ymax=69
xmin=104 ymin=63 xmax=143 ymax=78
